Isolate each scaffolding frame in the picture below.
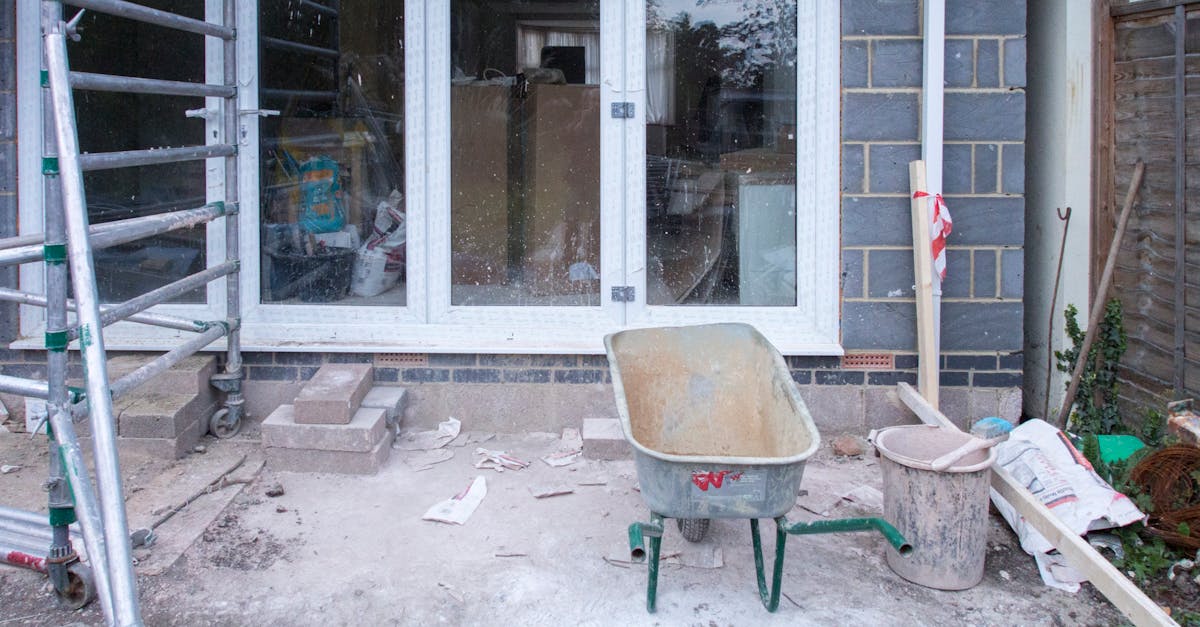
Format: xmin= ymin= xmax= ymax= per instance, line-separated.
xmin=0 ymin=1 xmax=244 ymax=624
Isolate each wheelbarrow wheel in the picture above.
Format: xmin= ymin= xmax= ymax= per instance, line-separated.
xmin=676 ymin=518 xmax=710 ymax=542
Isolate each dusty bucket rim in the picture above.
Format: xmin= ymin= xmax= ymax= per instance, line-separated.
xmin=870 ymin=424 xmax=996 ymax=473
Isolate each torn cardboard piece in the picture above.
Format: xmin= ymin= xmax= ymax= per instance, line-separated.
xmin=541 ymin=427 xmax=583 ymax=467
xmin=474 ymin=448 xmax=530 ymax=472
xmin=395 ymin=417 xmax=462 ymax=451
xmin=528 ymin=483 xmax=573 ymax=499
xmin=423 ymin=475 xmax=487 ymax=525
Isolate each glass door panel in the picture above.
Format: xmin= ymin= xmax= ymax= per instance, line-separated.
xmin=449 ymin=0 xmax=602 ymax=306
xmin=257 ymin=0 xmax=406 ymax=306
xmin=644 ymin=1 xmax=798 ymax=307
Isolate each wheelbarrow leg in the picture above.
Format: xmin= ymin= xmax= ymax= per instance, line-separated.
xmin=750 ymin=519 xmax=788 ymax=612
xmin=627 ymin=513 xmax=665 ymax=613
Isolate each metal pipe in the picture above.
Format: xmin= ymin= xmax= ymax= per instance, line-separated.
xmin=0 ymin=514 xmax=83 ymax=545
xmin=46 ymin=28 xmax=142 ymax=625
xmin=0 ymin=288 xmax=210 ymax=334
xmin=779 ymin=516 xmax=913 ymax=555
xmin=0 ymin=202 xmax=226 ymax=263
xmin=0 ymin=373 xmax=50 ymax=398
xmin=298 ymin=0 xmax=338 ymax=18
xmin=108 ymin=324 xmax=227 ymax=399
xmin=79 ymin=144 xmax=236 ymax=172
xmin=58 ymin=0 xmax=234 ymax=39
xmin=260 ymin=35 xmax=339 ymax=60
xmin=0 ymin=534 xmax=49 ymax=573
xmin=92 ymin=261 xmax=237 ymax=331
xmin=71 ymin=71 xmax=235 ymax=98
xmin=221 ymin=0 xmax=244 ymax=434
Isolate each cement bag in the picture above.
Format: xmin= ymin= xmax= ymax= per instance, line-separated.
xmin=989 ymin=419 xmax=1145 ymax=592
xmin=298 ymin=156 xmax=345 ymax=234
xmin=351 ymin=190 xmax=406 ymax=297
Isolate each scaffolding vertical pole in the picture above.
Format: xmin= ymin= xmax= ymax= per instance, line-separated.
xmin=40 ymin=4 xmax=115 ymax=623
xmin=44 ymin=25 xmax=143 ymax=627
xmin=220 ymin=0 xmax=244 ymax=429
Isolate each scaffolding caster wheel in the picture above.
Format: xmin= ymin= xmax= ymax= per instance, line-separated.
xmin=55 ymin=562 xmax=96 ymax=610
xmin=208 ymin=408 xmax=241 ymax=439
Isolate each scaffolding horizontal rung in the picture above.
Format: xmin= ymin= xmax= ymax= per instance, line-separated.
xmin=299 ymin=0 xmax=339 ymax=18
xmin=59 ymin=0 xmax=234 ymax=40
xmin=260 ymin=88 xmax=338 ymax=102
xmin=0 ymin=288 xmax=211 ymax=334
xmin=107 ymin=324 xmax=229 ymax=400
xmin=70 ymin=71 xmax=235 ymax=99
xmin=0 ymin=374 xmax=49 ymax=399
xmin=91 ymin=261 xmax=237 ymax=332
xmin=79 ymin=145 xmax=236 ymax=172
xmin=260 ymin=36 xmax=340 ymax=60
xmin=0 ymin=203 xmax=228 ymax=267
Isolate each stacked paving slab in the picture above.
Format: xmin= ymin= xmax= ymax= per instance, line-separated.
xmin=75 ymin=355 xmax=222 ymax=460
xmin=262 ymin=364 xmax=406 ymax=475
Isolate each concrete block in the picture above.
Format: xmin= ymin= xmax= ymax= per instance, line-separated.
xmin=941 ymin=302 xmax=1023 ymax=351
xmin=864 ymin=387 xmax=920 ymax=430
xmin=941 ymin=249 xmax=971 ymax=298
xmin=115 ymin=392 xmax=217 ymax=439
xmin=938 ymin=388 xmax=974 ymax=431
xmin=843 ymin=249 xmax=864 ymax=299
xmin=106 ymin=354 xmax=218 ymax=399
xmin=974 ymin=144 xmax=999 ymax=194
xmin=998 ymin=387 xmax=1022 ymax=423
xmin=799 ymin=385 xmax=864 ymax=435
xmin=582 ymin=418 xmax=628 ymax=460
xmin=242 ymin=380 xmax=302 ymax=421
xmin=945 ymin=93 xmax=1025 ymax=142
xmin=842 ymin=196 xmax=913 ymax=247
xmin=1001 ymin=249 xmax=1023 ymax=298
xmin=944 ymin=39 xmax=974 ymax=88
xmin=1002 ymin=144 xmax=1025 ymax=194
xmin=973 ymin=249 xmax=997 ymax=298
xmin=842 ymin=301 xmax=917 ymax=351
xmin=968 ymin=388 xmax=1001 ymax=422
xmin=1004 ymin=38 xmax=1027 ymax=87
xmin=867 ymin=249 xmax=915 ymax=298
xmin=946 ymin=0 xmax=1026 ymax=36
xmin=867 ymin=144 xmax=921 ymax=194
xmin=842 ymin=143 xmax=865 ymax=193
xmin=360 ymin=386 xmax=407 ymax=428
xmin=293 ymin=363 xmax=373 ymax=425
xmin=975 ymin=39 xmax=999 ymax=87
xmin=265 ymin=432 xmax=393 ymax=475
xmin=944 ymin=197 xmax=1024 ymax=246
xmin=871 ymin=39 xmax=923 ymax=87
xmin=943 ymin=144 xmax=973 ymax=195
xmin=842 ymin=0 xmax=919 ymax=35
xmin=95 ymin=417 xmax=202 ymax=460
xmin=842 ymin=93 xmax=919 ymax=141
xmin=262 ymin=405 xmax=387 ymax=453
xmin=842 ymin=41 xmax=868 ymax=88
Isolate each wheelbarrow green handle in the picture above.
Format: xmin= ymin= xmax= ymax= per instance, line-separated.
xmin=628 ymin=514 xmax=665 ymax=613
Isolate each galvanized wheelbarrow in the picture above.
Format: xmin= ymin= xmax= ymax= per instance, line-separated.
xmin=605 ymin=323 xmax=911 ymax=613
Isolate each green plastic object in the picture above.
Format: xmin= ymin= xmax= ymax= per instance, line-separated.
xmin=1097 ymin=434 xmax=1145 ymax=464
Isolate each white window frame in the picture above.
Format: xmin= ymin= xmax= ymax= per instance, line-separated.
xmin=14 ymin=0 xmax=843 ymax=356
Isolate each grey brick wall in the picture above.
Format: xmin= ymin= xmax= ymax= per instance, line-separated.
xmin=841 ymin=0 xmax=1026 ymax=374
xmin=0 ymin=0 xmax=16 ymax=343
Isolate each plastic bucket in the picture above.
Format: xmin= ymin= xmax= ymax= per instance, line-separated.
xmin=870 ymin=424 xmax=996 ymax=590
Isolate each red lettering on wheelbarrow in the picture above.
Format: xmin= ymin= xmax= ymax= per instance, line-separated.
xmin=691 ymin=471 xmax=744 ymax=491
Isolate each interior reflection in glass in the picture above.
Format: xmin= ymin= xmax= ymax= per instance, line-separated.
xmin=646 ymin=0 xmax=798 ymax=306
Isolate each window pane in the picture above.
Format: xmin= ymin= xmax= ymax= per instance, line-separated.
xmin=258 ymin=1 xmax=406 ymax=305
xmin=70 ymin=3 xmax=207 ymax=304
xmin=645 ymin=1 xmax=798 ymax=306
xmin=450 ymin=0 xmax=602 ymax=306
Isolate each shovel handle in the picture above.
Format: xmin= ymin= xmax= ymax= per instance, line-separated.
xmin=930 ymin=436 xmax=1001 ymax=471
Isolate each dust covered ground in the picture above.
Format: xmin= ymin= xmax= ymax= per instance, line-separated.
xmin=0 ymin=430 xmax=1124 ymax=626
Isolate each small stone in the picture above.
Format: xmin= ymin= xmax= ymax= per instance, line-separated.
xmin=193 ymin=444 xmax=207 ymax=454
xmin=831 ymin=435 xmax=865 ymax=457
xmin=276 ymin=506 xmax=288 ymax=513
xmin=999 ymin=570 xmax=1011 ymax=581
xmin=0 ymin=464 xmax=21 ymax=474
xmin=265 ymin=483 xmax=286 ymax=498
xmin=132 ymin=549 xmax=151 ymax=563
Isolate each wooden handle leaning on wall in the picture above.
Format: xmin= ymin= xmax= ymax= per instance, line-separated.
xmin=908 ymin=161 xmax=939 ymax=409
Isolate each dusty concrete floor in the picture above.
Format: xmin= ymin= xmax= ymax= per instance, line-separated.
xmin=0 ymin=429 xmax=1123 ymax=626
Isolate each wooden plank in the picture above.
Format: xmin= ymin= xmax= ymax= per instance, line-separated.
xmin=908 ymin=161 xmax=938 ymax=409
xmin=896 ymin=382 xmax=1177 ymax=627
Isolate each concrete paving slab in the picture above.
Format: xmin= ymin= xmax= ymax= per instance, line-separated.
xmin=582 ymin=417 xmax=628 ymax=460
xmin=262 ymin=405 xmax=387 ymax=453
xmin=264 ymin=429 xmax=393 ymax=475
xmin=293 ymin=364 xmax=373 ymax=425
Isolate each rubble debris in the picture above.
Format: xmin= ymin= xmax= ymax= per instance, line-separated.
xmin=404 ymin=448 xmax=454 ymax=472
xmin=831 ymin=434 xmax=865 ymax=457
xmin=576 ymin=478 xmax=607 ymax=486
xmin=193 ymin=444 xmax=207 ymax=454
xmin=276 ymin=506 xmax=288 ymax=514
xmin=474 ymin=448 xmax=530 ymax=472
xmin=494 ymin=552 xmax=527 ymax=558
xmin=840 ymin=485 xmax=884 ymax=511
xmin=0 ymin=464 xmax=20 ymax=474
xmin=265 ymin=484 xmax=286 ymax=498
xmin=541 ymin=449 xmax=582 ymax=467
xmin=1167 ymin=399 xmax=1200 ymax=447
xmin=395 ymin=417 xmax=462 ymax=451
xmin=528 ymin=483 xmax=573 ymax=499
xmin=423 ymin=476 xmax=486 ymax=525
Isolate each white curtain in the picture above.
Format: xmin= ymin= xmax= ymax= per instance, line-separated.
xmin=516 ymin=25 xmax=675 ymax=125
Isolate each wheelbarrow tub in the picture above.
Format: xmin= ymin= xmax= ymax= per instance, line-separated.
xmin=605 ymin=323 xmax=820 ymax=519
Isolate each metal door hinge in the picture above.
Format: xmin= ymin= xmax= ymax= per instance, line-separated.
xmin=612 ymin=286 xmax=635 ymax=302
xmin=611 ymin=102 xmax=635 ymax=119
